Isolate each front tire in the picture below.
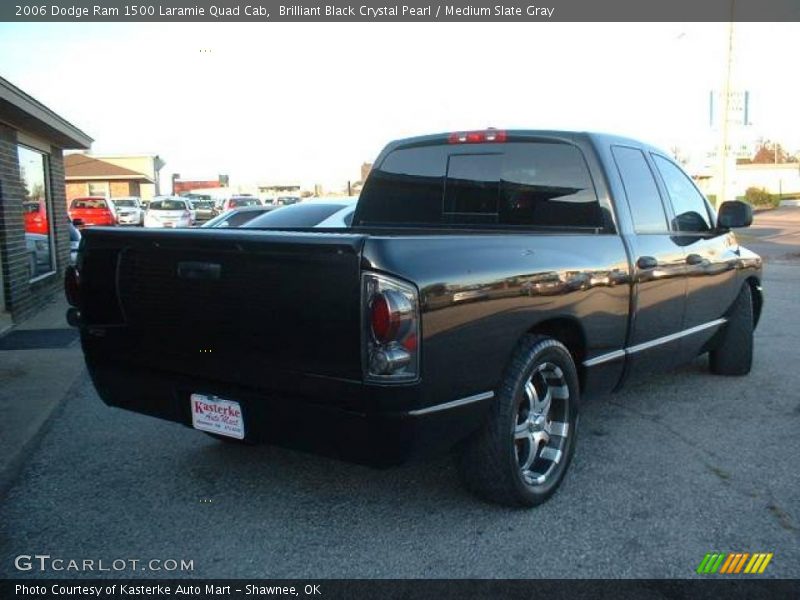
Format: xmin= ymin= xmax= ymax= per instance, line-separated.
xmin=460 ymin=335 xmax=579 ymax=507
xmin=709 ymin=285 xmax=754 ymax=376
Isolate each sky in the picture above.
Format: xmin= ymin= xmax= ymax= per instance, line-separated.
xmin=0 ymin=22 xmax=798 ymax=191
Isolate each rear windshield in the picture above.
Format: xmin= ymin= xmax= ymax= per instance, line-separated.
xmin=355 ymin=141 xmax=602 ymax=229
xmin=70 ymin=198 xmax=108 ymax=210
xmin=244 ymin=203 xmax=345 ymax=228
xmin=193 ymin=201 xmax=215 ymax=209
xmin=113 ymin=199 xmax=137 ymax=207
xmin=229 ymin=197 xmax=261 ymax=207
xmin=149 ymin=200 xmax=187 ymax=210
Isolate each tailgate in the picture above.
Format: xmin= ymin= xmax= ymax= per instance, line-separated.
xmin=81 ymin=228 xmax=367 ymax=382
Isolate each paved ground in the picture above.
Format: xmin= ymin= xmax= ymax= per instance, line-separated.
xmin=735 ymin=206 xmax=800 ymax=262
xmin=0 ymin=210 xmax=798 ymax=580
xmin=0 ymin=298 xmax=83 ymax=496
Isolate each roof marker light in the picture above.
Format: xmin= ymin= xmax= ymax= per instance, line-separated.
xmin=448 ymin=130 xmax=507 ymax=144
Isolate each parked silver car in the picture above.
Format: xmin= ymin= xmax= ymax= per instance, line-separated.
xmin=108 ymin=196 xmax=144 ymax=226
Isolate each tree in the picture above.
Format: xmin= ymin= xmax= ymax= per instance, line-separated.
xmin=751 ymin=139 xmax=797 ymax=164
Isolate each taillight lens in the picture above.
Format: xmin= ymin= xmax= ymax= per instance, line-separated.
xmin=363 ymin=273 xmax=419 ymax=382
xmin=65 ymin=265 xmax=80 ymax=307
xmin=448 ymin=129 xmax=507 ymax=144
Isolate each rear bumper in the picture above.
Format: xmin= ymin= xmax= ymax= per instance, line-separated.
xmin=85 ymin=358 xmax=492 ymax=467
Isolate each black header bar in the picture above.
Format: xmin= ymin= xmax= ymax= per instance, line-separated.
xmin=3 ymin=579 xmax=800 ymax=600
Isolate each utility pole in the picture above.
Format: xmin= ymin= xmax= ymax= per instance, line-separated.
xmin=717 ymin=10 xmax=735 ymax=208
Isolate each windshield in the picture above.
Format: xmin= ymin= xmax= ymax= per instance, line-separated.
xmin=244 ymin=203 xmax=346 ymax=228
xmin=149 ymin=200 xmax=187 ymax=211
xmin=70 ymin=198 xmax=107 ymax=210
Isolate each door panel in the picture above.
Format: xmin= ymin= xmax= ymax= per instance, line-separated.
xmin=625 ymin=235 xmax=687 ymax=375
xmin=681 ymin=232 xmax=740 ymax=355
xmin=610 ymin=146 xmax=688 ymax=379
xmin=650 ymin=154 xmax=738 ymax=357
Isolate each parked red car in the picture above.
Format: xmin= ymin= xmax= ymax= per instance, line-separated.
xmin=24 ymin=200 xmax=49 ymax=235
xmin=68 ymin=197 xmax=115 ymax=227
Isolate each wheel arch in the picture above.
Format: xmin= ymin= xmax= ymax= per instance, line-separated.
xmin=526 ymin=316 xmax=587 ymax=390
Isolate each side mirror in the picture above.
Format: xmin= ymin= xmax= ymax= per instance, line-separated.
xmin=72 ymin=218 xmax=84 ymax=227
xmin=717 ymin=200 xmax=753 ymax=229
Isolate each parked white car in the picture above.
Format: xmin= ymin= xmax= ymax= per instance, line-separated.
xmin=144 ymin=197 xmax=195 ymax=228
xmin=108 ymin=196 xmax=144 ymax=226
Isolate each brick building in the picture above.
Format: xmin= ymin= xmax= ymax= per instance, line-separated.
xmin=65 ymin=153 xmax=164 ymax=202
xmin=173 ymin=178 xmax=223 ymax=196
xmin=0 ymin=75 xmax=92 ymax=329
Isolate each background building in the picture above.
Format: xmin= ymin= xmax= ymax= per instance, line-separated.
xmin=65 ymin=153 xmax=164 ymax=202
xmin=173 ymin=177 xmax=224 ymax=196
xmin=0 ymin=75 xmax=92 ymax=329
xmin=693 ymin=162 xmax=800 ymax=200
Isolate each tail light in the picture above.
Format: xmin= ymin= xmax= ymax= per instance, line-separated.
xmin=65 ymin=265 xmax=80 ymax=307
xmin=448 ymin=129 xmax=507 ymax=144
xmin=363 ymin=273 xmax=420 ymax=382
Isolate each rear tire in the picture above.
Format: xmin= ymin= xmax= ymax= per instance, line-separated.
xmin=460 ymin=335 xmax=579 ymax=507
xmin=709 ymin=285 xmax=754 ymax=376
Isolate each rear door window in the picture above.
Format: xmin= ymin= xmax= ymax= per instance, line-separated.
xmin=149 ymin=200 xmax=187 ymax=211
xmin=71 ymin=198 xmax=107 ymax=210
xmin=611 ymin=146 xmax=669 ymax=233
xmin=357 ymin=142 xmax=602 ymax=229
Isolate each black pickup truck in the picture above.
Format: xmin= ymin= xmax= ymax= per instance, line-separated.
xmin=66 ymin=130 xmax=762 ymax=506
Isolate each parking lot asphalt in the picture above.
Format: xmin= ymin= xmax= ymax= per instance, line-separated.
xmin=0 ymin=212 xmax=798 ymax=580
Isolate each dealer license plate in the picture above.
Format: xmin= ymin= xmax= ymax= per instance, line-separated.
xmin=190 ymin=394 xmax=245 ymax=439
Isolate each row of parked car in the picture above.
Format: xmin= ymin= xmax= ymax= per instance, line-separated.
xmin=22 ymin=193 xmax=348 ymax=280
xmin=65 ymin=194 xmax=358 ymax=231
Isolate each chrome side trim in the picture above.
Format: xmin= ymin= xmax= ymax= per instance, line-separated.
xmin=583 ymin=318 xmax=728 ymax=367
xmin=583 ymin=350 xmax=626 ymax=368
xmin=626 ymin=318 xmax=727 ymax=355
xmin=408 ymin=391 xmax=494 ymax=416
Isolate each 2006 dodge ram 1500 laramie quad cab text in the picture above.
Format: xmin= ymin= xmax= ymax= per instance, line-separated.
xmin=65 ymin=130 xmax=762 ymax=506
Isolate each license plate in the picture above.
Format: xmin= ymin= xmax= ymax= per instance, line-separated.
xmin=190 ymin=394 xmax=245 ymax=439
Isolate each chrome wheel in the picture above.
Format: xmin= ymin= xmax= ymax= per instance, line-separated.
xmin=460 ymin=335 xmax=579 ymax=507
xmin=514 ymin=362 xmax=570 ymax=487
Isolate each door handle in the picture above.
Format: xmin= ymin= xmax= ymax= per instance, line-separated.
xmin=636 ymin=256 xmax=658 ymax=270
xmin=686 ymin=253 xmax=705 ymax=266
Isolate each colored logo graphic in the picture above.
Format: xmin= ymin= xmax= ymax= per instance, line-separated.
xmin=697 ymin=552 xmax=773 ymax=574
